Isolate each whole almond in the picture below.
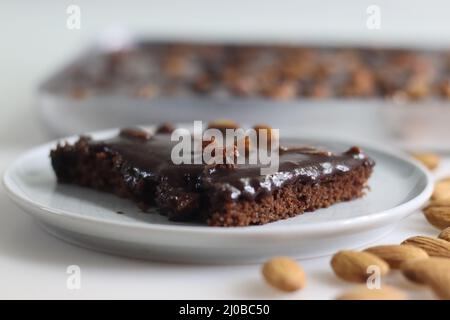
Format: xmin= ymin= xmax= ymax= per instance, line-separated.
xmin=400 ymin=257 xmax=450 ymax=299
xmin=330 ymin=250 xmax=390 ymax=283
xmin=439 ymin=227 xmax=450 ymax=242
xmin=337 ymin=285 xmax=407 ymax=300
xmin=262 ymin=257 xmax=306 ymax=292
xmin=207 ymin=119 xmax=239 ymax=133
xmin=432 ymin=178 xmax=450 ymax=201
xmin=423 ymin=206 xmax=450 ymax=229
xmin=364 ymin=244 xmax=429 ymax=269
xmin=400 ymin=258 xmax=449 ymax=283
xmin=412 ymin=152 xmax=441 ymax=170
xmin=429 ymin=198 xmax=450 ymax=206
xmin=427 ymin=272 xmax=450 ymax=299
xmin=119 ymin=127 xmax=152 ymax=141
xmin=253 ymin=124 xmax=277 ymax=145
xmin=402 ymin=236 xmax=450 ymax=258
xmin=253 ymin=124 xmax=273 ymax=132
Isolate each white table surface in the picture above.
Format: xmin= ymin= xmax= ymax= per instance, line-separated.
xmin=1 ymin=0 xmax=450 ymax=300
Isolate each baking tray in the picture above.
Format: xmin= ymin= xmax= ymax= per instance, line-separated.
xmin=37 ymin=39 xmax=450 ymax=151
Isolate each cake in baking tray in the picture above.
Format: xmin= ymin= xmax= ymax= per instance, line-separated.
xmin=44 ymin=42 xmax=450 ymax=101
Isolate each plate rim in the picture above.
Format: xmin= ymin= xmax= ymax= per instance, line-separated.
xmin=2 ymin=128 xmax=433 ymax=238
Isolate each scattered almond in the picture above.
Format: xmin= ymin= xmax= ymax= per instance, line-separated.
xmin=336 ymin=285 xmax=407 ymax=300
xmin=439 ymin=227 xmax=450 ymax=242
xmin=401 ymin=236 xmax=450 ymax=258
xmin=411 ymin=152 xmax=441 ymax=170
xmin=262 ymin=257 xmax=306 ymax=292
xmin=432 ymin=178 xmax=450 ymax=201
xmin=400 ymin=258 xmax=448 ymax=283
xmin=330 ymin=250 xmax=390 ymax=283
xmin=429 ymin=198 xmax=450 ymax=206
xmin=423 ymin=206 xmax=450 ymax=229
xmin=400 ymin=257 xmax=450 ymax=299
xmin=364 ymin=244 xmax=429 ymax=269
xmin=427 ymin=272 xmax=450 ymax=300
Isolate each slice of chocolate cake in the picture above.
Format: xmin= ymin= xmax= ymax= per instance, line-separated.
xmin=50 ymin=124 xmax=375 ymax=227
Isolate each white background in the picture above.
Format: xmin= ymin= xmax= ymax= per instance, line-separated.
xmin=1 ymin=0 xmax=449 ymax=299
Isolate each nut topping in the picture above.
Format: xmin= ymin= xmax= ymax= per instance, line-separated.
xmin=119 ymin=127 xmax=152 ymax=141
xmin=155 ymin=122 xmax=175 ymax=134
xmin=207 ymin=119 xmax=239 ymax=133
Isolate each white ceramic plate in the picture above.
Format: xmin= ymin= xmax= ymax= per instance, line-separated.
xmin=3 ymin=129 xmax=433 ymax=264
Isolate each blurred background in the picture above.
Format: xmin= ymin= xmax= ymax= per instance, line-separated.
xmin=2 ymin=0 xmax=450 ymax=151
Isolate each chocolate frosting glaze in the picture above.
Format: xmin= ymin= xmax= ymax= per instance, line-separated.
xmin=89 ymin=132 xmax=375 ymax=203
